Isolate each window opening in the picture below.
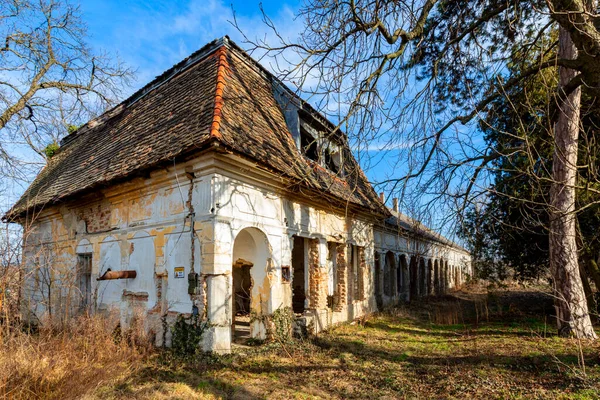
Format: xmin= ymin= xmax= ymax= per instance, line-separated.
xmin=77 ymin=254 xmax=92 ymax=312
xmin=291 ymin=236 xmax=307 ymax=313
xmin=300 ymin=127 xmax=319 ymax=162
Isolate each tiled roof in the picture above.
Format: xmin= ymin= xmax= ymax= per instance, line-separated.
xmin=5 ymin=37 xmax=386 ymax=221
xmin=385 ymin=210 xmax=469 ymax=253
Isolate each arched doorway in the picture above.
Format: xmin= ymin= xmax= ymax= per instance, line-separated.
xmin=385 ymin=251 xmax=396 ymax=297
xmin=434 ymin=259 xmax=440 ymax=295
xmin=409 ymin=256 xmax=418 ymax=300
xmin=427 ymin=259 xmax=434 ymax=296
xmin=232 ymin=227 xmax=272 ymax=342
xmin=399 ymin=254 xmax=408 ymax=300
xmin=374 ymin=252 xmax=383 ymax=310
xmin=419 ymin=258 xmax=427 ymax=296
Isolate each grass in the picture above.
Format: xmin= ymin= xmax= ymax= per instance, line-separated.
xmin=0 ymin=313 xmax=151 ymax=399
xmin=3 ymin=286 xmax=600 ymax=399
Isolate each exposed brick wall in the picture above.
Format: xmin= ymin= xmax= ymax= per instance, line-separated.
xmin=308 ymin=239 xmax=327 ymax=310
xmin=77 ymin=202 xmax=111 ymax=233
xmin=334 ymin=243 xmax=347 ymax=311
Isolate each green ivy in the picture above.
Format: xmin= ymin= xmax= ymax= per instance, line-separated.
xmin=270 ymin=307 xmax=295 ymax=343
xmin=170 ymin=313 xmax=206 ymax=357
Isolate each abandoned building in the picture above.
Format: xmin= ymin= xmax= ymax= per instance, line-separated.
xmin=4 ymin=37 xmax=471 ymax=353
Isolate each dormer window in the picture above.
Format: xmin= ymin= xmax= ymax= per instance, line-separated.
xmin=323 ymin=142 xmax=342 ymax=175
xmin=272 ymin=87 xmax=345 ymax=174
xmin=300 ymin=126 xmax=319 ymax=162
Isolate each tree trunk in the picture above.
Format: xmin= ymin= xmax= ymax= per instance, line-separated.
xmin=549 ymin=27 xmax=597 ymax=339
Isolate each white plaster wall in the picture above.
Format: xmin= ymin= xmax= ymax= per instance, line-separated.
xmin=97 ymin=236 xmax=123 ymax=309
xmin=163 ymin=226 xmax=194 ymax=314
xmin=126 ymin=231 xmax=157 ymax=307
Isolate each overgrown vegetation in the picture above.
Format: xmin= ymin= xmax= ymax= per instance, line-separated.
xmin=2 ymin=286 xmax=598 ymax=399
xmin=0 ymin=314 xmax=150 ymax=399
xmin=100 ymin=286 xmax=598 ymax=399
xmin=170 ymin=313 xmax=207 ymax=358
xmin=44 ymin=142 xmax=60 ymax=159
xmin=269 ymin=306 xmax=294 ymax=343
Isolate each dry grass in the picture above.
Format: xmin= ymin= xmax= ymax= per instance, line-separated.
xmin=2 ymin=287 xmax=600 ymax=399
xmin=96 ymin=288 xmax=599 ymax=400
xmin=0 ymin=314 xmax=150 ymax=399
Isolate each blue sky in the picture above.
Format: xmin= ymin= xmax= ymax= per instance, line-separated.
xmin=78 ymin=0 xmax=410 ymax=197
xmin=80 ymin=0 xmax=300 ymax=95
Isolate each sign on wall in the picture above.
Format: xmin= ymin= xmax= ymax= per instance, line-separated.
xmin=174 ymin=267 xmax=185 ymax=279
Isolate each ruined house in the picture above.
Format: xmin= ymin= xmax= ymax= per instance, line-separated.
xmin=4 ymin=37 xmax=471 ymax=353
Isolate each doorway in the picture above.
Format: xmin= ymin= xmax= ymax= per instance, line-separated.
xmin=231 ymin=227 xmax=271 ymax=342
xmin=291 ymin=236 xmax=306 ymax=314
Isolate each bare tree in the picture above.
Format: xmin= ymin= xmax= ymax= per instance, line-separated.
xmin=235 ymin=0 xmax=600 ymax=338
xmin=0 ymin=0 xmax=132 ymax=182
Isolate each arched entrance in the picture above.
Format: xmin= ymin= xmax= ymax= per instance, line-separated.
xmin=427 ymin=259 xmax=434 ymax=296
xmin=232 ymin=227 xmax=272 ymax=342
xmin=385 ymin=251 xmax=396 ymax=297
xmin=399 ymin=254 xmax=408 ymax=299
xmin=409 ymin=256 xmax=418 ymax=300
xmin=374 ymin=252 xmax=383 ymax=310
xmin=419 ymin=258 xmax=427 ymax=296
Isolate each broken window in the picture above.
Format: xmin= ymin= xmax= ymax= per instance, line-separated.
xmin=323 ymin=142 xmax=343 ymax=175
xmin=77 ymin=254 xmax=92 ymax=312
xmin=300 ymin=126 xmax=319 ymax=162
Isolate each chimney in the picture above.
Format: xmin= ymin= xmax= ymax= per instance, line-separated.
xmin=392 ymin=198 xmax=399 ymax=212
xmin=379 ymin=192 xmax=385 ymax=203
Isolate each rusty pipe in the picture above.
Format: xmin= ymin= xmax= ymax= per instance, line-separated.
xmin=96 ymin=269 xmax=137 ymax=281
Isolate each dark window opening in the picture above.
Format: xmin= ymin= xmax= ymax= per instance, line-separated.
xmin=323 ymin=147 xmax=340 ymax=174
xmin=281 ymin=265 xmax=291 ymax=283
xmin=300 ymin=127 xmax=319 ymax=162
xmin=291 ymin=236 xmax=306 ymax=314
xmin=77 ymin=254 xmax=92 ymax=312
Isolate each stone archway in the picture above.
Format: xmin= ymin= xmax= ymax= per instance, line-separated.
xmin=232 ymin=227 xmax=272 ymax=342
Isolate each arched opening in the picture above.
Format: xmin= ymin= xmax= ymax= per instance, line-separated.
xmin=445 ymin=260 xmax=450 ymax=291
xmin=374 ymin=252 xmax=382 ymax=310
xmin=427 ymin=259 xmax=434 ymax=296
xmin=419 ymin=258 xmax=427 ymax=296
xmin=396 ymin=254 xmax=402 ymax=297
xmin=384 ymin=251 xmax=394 ymax=297
xmin=399 ymin=254 xmax=408 ymax=299
xmin=75 ymin=239 xmax=92 ymax=314
xmin=441 ymin=260 xmax=447 ymax=292
xmin=434 ymin=259 xmax=440 ymax=295
xmin=232 ymin=227 xmax=271 ymax=342
xmin=409 ymin=256 xmax=418 ymax=299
